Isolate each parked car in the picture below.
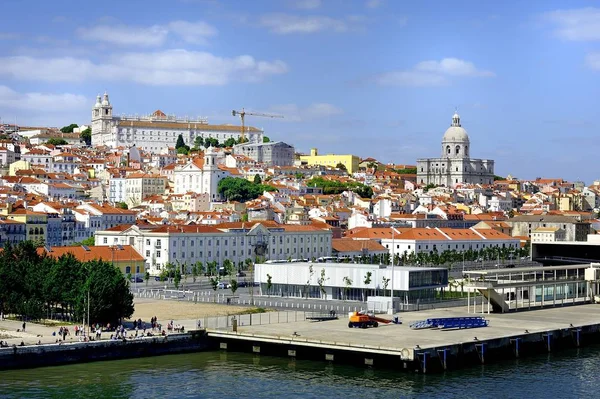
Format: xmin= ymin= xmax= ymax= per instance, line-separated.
xmin=236 ymin=271 xmax=246 ymax=277
xmin=238 ymin=281 xmax=248 ymax=288
xmin=217 ymin=282 xmax=230 ymax=289
xmin=154 ymin=276 xmax=162 ymax=281
xmin=130 ymin=277 xmax=144 ymax=283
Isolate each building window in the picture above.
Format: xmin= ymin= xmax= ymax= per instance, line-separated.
xmin=103 ymin=237 xmax=108 ymax=244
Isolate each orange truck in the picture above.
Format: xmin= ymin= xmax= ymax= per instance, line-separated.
xmin=347 ymin=311 xmax=392 ymax=328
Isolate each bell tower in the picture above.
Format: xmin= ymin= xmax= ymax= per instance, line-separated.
xmin=91 ymin=91 xmax=114 ymax=146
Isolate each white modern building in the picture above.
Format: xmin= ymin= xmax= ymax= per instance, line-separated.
xmin=254 ymin=262 xmax=448 ymax=303
xmin=94 ymin=221 xmax=333 ymax=275
xmin=91 ymin=92 xmax=264 ymax=151
xmin=417 ymin=112 xmax=495 ymax=187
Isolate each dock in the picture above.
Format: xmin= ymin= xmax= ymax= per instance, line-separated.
xmin=207 ymin=304 xmax=600 ymax=373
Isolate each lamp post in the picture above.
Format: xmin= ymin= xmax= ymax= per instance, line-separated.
xmin=390 ymin=227 xmax=395 ymax=312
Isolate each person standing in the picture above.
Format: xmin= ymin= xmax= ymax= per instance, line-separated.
xmin=22 ymin=322 xmax=26 ymax=332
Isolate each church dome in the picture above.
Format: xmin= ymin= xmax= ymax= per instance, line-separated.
xmin=442 ymin=112 xmax=469 ymax=143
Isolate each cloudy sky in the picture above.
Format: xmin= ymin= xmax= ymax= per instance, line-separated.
xmin=0 ymin=0 xmax=599 ymax=182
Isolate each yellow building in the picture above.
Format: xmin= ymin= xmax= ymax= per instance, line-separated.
xmin=299 ymin=148 xmax=359 ymax=174
xmin=8 ymin=209 xmax=47 ymax=243
xmin=39 ymin=245 xmax=146 ymax=276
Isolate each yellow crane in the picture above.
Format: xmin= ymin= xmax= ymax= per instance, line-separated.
xmin=232 ymin=108 xmax=283 ymax=142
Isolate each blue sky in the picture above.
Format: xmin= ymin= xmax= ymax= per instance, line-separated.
xmin=1 ymin=0 xmax=599 ymax=182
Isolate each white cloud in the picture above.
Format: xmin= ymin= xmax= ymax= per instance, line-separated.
xmin=0 ymin=86 xmax=87 ymax=111
xmin=415 ymin=58 xmax=495 ymax=77
xmin=366 ymin=0 xmax=382 ymax=9
xmin=78 ymin=20 xmax=218 ymax=46
xmin=374 ymin=57 xmax=494 ymax=86
xmin=167 ymin=21 xmax=217 ymax=44
xmin=269 ymin=103 xmax=343 ymax=121
xmin=78 ymin=24 xmax=169 ymax=47
xmin=293 ymin=0 xmax=322 ymax=9
xmin=585 ymin=52 xmax=600 ymax=70
xmin=543 ymin=7 xmax=600 ymax=41
xmin=259 ymin=13 xmax=349 ymax=34
xmin=0 ymin=50 xmax=288 ymax=86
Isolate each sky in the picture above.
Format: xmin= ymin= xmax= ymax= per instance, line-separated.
xmin=0 ymin=0 xmax=599 ymax=183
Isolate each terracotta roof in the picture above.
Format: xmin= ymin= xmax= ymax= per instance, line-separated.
xmin=39 ymin=245 xmax=144 ymax=262
xmin=332 ymin=238 xmax=386 ymax=253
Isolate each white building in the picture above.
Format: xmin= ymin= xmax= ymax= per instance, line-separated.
xmin=417 ymin=112 xmax=495 ymax=187
xmin=109 ymin=175 xmax=127 ymax=204
xmin=91 ymin=92 xmax=264 ymax=151
xmin=94 ymin=221 xmax=333 ymax=275
xmin=124 ymin=172 xmax=167 ymax=208
xmin=173 ymin=148 xmax=235 ymax=201
xmin=254 ymin=262 xmax=448 ymax=303
xmin=382 ymin=227 xmax=520 ymax=257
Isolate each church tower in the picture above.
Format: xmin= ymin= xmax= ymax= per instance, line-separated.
xmin=91 ymin=92 xmax=114 ymax=146
xmin=203 ymin=146 xmax=220 ymax=201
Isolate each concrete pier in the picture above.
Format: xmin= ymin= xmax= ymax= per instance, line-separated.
xmin=208 ymin=304 xmax=600 ymax=373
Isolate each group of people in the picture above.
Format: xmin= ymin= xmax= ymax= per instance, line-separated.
xmin=166 ymin=321 xmax=184 ymax=333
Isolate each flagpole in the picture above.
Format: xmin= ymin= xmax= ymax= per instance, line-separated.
xmin=391 ymin=226 xmax=394 ymax=312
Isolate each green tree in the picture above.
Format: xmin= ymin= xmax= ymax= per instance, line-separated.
xmin=230 ymin=279 xmax=238 ymax=296
xmin=424 ymin=183 xmax=436 ymax=191
xmin=342 ymin=276 xmax=352 ymax=300
xmin=175 ymin=134 xmax=186 ymax=149
xmin=80 ymin=127 xmax=92 ymax=146
xmin=224 ymin=137 xmax=236 ymax=147
xmin=336 ymin=162 xmax=348 ymax=172
xmin=209 ymin=276 xmax=219 ymax=302
xmin=46 ymin=138 xmax=68 ymax=146
xmin=60 ymin=123 xmax=78 ymax=133
xmin=73 ymin=236 xmax=95 ymax=246
xmin=144 ymin=271 xmax=150 ymax=286
xmin=192 ymin=261 xmax=202 ymax=283
xmin=223 ymin=259 xmax=235 ymax=279
xmin=116 ymin=202 xmax=128 ymax=210
xmin=263 ymin=136 xmax=271 ymax=143
xmin=194 ymin=136 xmax=204 ymax=148
xmin=218 ymin=177 xmax=277 ymax=202
xmin=363 ymin=271 xmax=372 ymax=301
xmin=174 ymin=268 xmax=182 ymax=290
xmin=266 ymin=273 xmax=273 ymax=296
xmin=177 ymin=146 xmax=189 ymax=155
xmin=382 ymin=276 xmax=390 ymax=296
xmin=253 ymin=174 xmax=262 ymax=184
xmin=317 ymin=268 xmax=329 ymax=299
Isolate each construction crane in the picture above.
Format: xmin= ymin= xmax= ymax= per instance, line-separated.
xmin=232 ymin=108 xmax=283 ymax=142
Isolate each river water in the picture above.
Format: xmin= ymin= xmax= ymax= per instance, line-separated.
xmin=1 ymin=347 xmax=599 ymax=398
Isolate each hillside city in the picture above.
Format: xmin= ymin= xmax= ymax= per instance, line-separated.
xmin=0 ymin=92 xmax=596 ymax=279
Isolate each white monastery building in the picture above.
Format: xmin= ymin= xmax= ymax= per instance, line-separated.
xmin=417 ymin=112 xmax=495 ymax=187
xmin=91 ymin=92 xmax=264 ymax=151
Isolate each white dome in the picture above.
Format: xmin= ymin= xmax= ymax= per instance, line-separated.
xmin=442 ymin=126 xmax=470 ymax=143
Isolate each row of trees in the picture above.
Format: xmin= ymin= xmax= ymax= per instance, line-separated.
xmin=0 ymin=241 xmax=134 ymax=325
xmin=307 ymin=177 xmax=373 ymax=198
xmin=176 ymin=134 xmax=270 ymax=155
xmin=333 ymin=245 xmax=529 ymax=268
xmin=218 ymin=177 xmax=277 ymax=202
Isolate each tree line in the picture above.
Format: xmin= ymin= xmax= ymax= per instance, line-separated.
xmin=0 ymin=241 xmax=134 ymax=325
xmin=307 ymin=177 xmax=373 ymax=198
xmin=218 ymin=177 xmax=277 ymax=202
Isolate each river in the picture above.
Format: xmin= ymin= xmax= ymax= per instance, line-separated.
xmin=0 ymin=347 xmax=598 ymax=398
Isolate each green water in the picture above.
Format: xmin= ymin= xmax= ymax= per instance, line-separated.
xmin=1 ymin=348 xmax=599 ymax=398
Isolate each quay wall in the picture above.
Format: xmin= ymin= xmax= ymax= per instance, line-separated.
xmin=0 ymin=330 xmax=215 ymax=371
xmin=208 ymin=322 xmax=600 ymax=373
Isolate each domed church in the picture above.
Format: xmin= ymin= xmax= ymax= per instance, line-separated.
xmin=416 ymin=112 xmax=494 ymax=187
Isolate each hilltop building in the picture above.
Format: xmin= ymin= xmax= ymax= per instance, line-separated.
xmin=299 ymin=148 xmax=359 ymax=174
xmin=233 ymin=141 xmax=295 ymax=167
xmin=91 ymin=92 xmax=264 ymax=151
xmin=417 ymin=113 xmax=495 ymax=187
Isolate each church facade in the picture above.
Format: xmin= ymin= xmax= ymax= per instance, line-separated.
xmin=417 ymin=113 xmax=494 ymax=187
